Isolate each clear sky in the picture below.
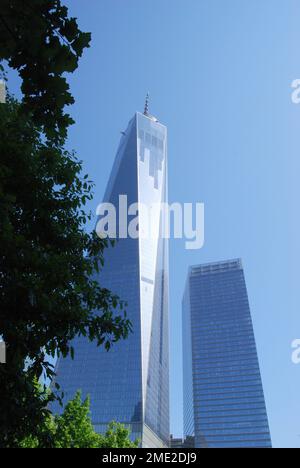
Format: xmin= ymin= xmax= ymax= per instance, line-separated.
xmin=8 ymin=0 xmax=300 ymax=448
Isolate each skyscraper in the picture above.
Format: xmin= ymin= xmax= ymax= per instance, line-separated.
xmin=53 ymin=106 xmax=169 ymax=448
xmin=183 ymin=259 xmax=272 ymax=448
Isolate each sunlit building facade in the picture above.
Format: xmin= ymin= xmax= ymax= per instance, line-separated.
xmin=53 ymin=108 xmax=169 ymax=448
xmin=183 ymin=259 xmax=272 ymax=448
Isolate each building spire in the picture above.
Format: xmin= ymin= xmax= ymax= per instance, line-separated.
xmin=144 ymin=92 xmax=149 ymax=116
xmin=142 ymin=92 xmax=158 ymax=122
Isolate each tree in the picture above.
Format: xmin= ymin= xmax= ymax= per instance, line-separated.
xmin=0 ymin=0 xmax=91 ymax=142
xmin=51 ymin=392 xmax=101 ymax=448
xmin=20 ymin=392 xmax=139 ymax=448
xmin=0 ymin=94 xmax=131 ymax=447
xmin=0 ymin=1 xmax=131 ymax=447
xmin=98 ymin=422 xmax=139 ymax=449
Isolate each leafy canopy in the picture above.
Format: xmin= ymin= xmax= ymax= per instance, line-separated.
xmin=20 ymin=391 xmax=139 ymax=449
xmin=0 ymin=89 xmax=131 ymax=448
xmin=0 ymin=0 xmax=91 ymax=141
xmin=0 ymin=1 xmax=131 ymax=448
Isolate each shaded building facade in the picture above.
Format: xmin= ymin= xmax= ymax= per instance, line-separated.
xmin=183 ymin=259 xmax=272 ymax=448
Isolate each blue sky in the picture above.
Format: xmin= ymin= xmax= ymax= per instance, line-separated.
xmin=8 ymin=0 xmax=300 ymax=447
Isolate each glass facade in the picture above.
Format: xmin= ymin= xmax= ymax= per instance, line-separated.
xmin=53 ymin=112 xmax=169 ymax=448
xmin=183 ymin=259 xmax=272 ymax=448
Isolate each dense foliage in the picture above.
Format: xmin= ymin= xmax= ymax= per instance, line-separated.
xmin=20 ymin=392 xmax=139 ymax=448
xmin=0 ymin=0 xmax=91 ymax=141
xmin=0 ymin=93 xmax=130 ymax=447
xmin=0 ymin=1 xmax=131 ymax=447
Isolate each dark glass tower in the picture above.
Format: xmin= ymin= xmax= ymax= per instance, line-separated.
xmin=183 ymin=259 xmax=272 ymax=448
xmin=53 ymin=109 xmax=169 ymax=448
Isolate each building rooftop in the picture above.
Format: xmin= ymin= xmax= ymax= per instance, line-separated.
xmin=189 ymin=258 xmax=243 ymax=276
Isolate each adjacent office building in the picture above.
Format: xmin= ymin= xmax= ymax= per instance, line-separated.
xmin=53 ymin=103 xmax=170 ymax=448
xmin=170 ymin=435 xmax=195 ymax=449
xmin=183 ymin=259 xmax=272 ymax=448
